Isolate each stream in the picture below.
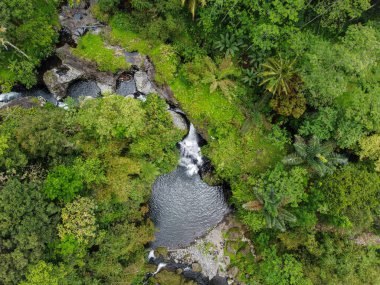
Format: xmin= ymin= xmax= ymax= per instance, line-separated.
xmin=150 ymin=124 xmax=229 ymax=249
xmin=0 ymin=7 xmax=231 ymax=283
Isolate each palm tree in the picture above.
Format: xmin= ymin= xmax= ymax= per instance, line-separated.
xmin=181 ymin=0 xmax=207 ymax=19
xmin=243 ymin=188 xmax=296 ymax=232
xmin=202 ymin=56 xmax=240 ymax=100
xmin=283 ymin=135 xmax=348 ymax=176
xmin=258 ymin=55 xmax=298 ymax=97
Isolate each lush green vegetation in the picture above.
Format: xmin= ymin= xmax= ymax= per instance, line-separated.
xmin=0 ymin=95 xmax=183 ymax=284
xmin=0 ymin=0 xmax=60 ymax=92
xmin=72 ymin=33 xmax=131 ymax=73
xmin=1 ymin=0 xmax=380 ymax=284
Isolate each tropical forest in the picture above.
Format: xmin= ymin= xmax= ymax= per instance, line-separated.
xmin=0 ymin=0 xmax=379 ymax=284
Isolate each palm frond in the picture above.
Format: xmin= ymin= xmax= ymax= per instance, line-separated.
xmin=242 ymin=200 xmax=263 ymax=211
xmin=282 ymin=153 xmax=303 ymax=165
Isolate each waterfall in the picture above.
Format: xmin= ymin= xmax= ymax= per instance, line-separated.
xmin=148 ymin=250 xmax=155 ymax=261
xmin=153 ymin=263 xmax=167 ymax=276
xmin=179 ymin=124 xmax=203 ymax=176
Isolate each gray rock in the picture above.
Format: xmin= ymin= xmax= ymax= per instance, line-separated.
xmin=168 ymin=110 xmax=187 ymax=130
xmin=97 ymin=83 xmax=113 ymax=95
xmin=116 ymin=80 xmax=136 ymax=96
xmin=67 ymin=80 xmax=101 ymax=101
xmin=0 ymin=96 xmax=39 ymax=109
xmin=0 ymin=92 xmax=23 ymax=102
xmin=26 ymin=89 xmax=58 ymax=105
xmin=191 ymin=263 xmax=202 ymax=273
xmin=43 ymin=64 xmax=84 ymax=100
xmin=210 ymin=276 xmax=229 ymax=285
xmin=125 ymin=52 xmax=145 ymax=68
xmin=134 ymin=71 xmax=156 ymax=95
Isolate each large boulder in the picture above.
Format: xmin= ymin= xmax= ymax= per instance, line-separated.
xmin=116 ymin=80 xmax=136 ymax=97
xmin=43 ymin=65 xmax=83 ymax=100
xmin=67 ymin=80 xmax=101 ymax=101
xmin=134 ymin=71 xmax=156 ymax=95
xmin=168 ymin=110 xmax=187 ymax=130
xmin=43 ymin=44 xmax=116 ymax=100
xmin=125 ymin=51 xmax=145 ymax=69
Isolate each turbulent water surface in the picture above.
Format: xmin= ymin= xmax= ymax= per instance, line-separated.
xmin=150 ymin=124 xmax=229 ymax=249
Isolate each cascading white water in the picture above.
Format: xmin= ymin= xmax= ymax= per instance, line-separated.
xmin=148 ymin=250 xmax=155 ymax=261
xmin=153 ymin=263 xmax=167 ymax=275
xmin=179 ymin=124 xmax=203 ymax=176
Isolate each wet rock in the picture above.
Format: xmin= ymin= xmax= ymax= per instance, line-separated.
xmin=43 ymin=44 xmax=116 ymax=99
xmin=0 ymin=92 xmax=23 ymax=103
xmin=43 ymin=64 xmax=84 ymax=100
xmin=67 ymin=80 xmax=101 ymax=101
xmin=168 ymin=110 xmax=187 ymax=130
xmin=125 ymin=51 xmax=145 ymax=68
xmin=0 ymin=97 xmax=39 ymax=109
xmin=97 ymin=83 xmax=113 ymax=95
xmin=116 ymin=80 xmax=136 ymax=96
xmin=59 ymin=5 xmax=101 ymax=43
xmin=210 ymin=276 xmax=229 ymax=285
xmin=134 ymin=71 xmax=156 ymax=94
xmin=176 ymin=268 xmax=183 ymax=275
xmin=26 ymin=89 xmax=58 ymax=105
xmin=191 ymin=263 xmax=202 ymax=272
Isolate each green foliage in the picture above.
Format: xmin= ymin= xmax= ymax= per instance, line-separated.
xmin=303 ymin=234 xmax=380 ymax=285
xmin=181 ymin=0 xmax=206 ymax=19
xmin=171 ymin=77 xmax=284 ymax=181
xmin=12 ymin=107 xmax=76 ymax=160
xmin=58 ymin=197 xmax=97 ymax=244
xmin=283 ymin=135 xmax=347 ymax=177
xmin=300 ymin=24 xmax=380 ymax=108
xmin=72 ymin=33 xmax=130 ymax=73
xmin=182 ymin=55 xmax=240 ymax=100
xmin=20 ymin=261 xmax=70 ymax=285
xmin=98 ymin=0 xmax=121 ymax=14
xmin=77 ymin=95 xmax=145 ymax=140
xmin=0 ymin=179 xmax=60 ymax=284
xmin=243 ymin=189 xmax=297 ymax=232
xmin=214 ymin=33 xmax=243 ymax=58
xmin=44 ymin=158 xmax=105 ymax=203
xmin=0 ymin=0 xmax=59 ymax=90
xmin=359 ymin=134 xmax=380 ymax=172
xmin=309 ymin=0 xmax=371 ymax=32
xmin=109 ymin=14 xmax=179 ymax=84
xmin=255 ymin=246 xmax=311 ymax=285
xmin=259 ymin=55 xmax=306 ymax=118
xmin=299 ymin=107 xmax=338 ymax=141
xmin=0 ymin=92 xmax=181 ymax=283
xmin=315 ymin=164 xmax=380 ymax=231
xmin=44 ymin=165 xmax=84 ymax=203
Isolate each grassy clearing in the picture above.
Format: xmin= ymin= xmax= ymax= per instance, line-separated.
xmin=72 ymin=33 xmax=130 ymax=73
xmin=108 ymin=14 xmax=179 ymax=85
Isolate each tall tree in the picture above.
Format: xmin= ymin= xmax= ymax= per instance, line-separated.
xmin=259 ymin=56 xmax=306 ymax=118
xmin=0 ymin=180 xmax=60 ymax=284
xmin=283 ymin=135 xmax=347 ymax=176
xmin=243 ymin=189 xmax=297 ymax=232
